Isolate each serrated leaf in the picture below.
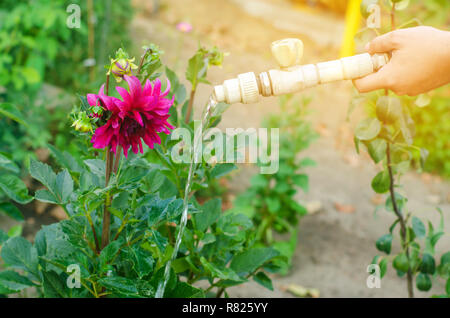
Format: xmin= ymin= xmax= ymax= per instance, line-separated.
xmin=55 ymin=170 xmax=73 ymax=203
xmin=194 ymin=198 xmax=221 ymax=232
xmin=42 ymin=271 xmax=68 ymax=297
xmin=29 ymin=159 xmax=56 ymax=192
xmin=1 ymin=237 xmax=39 ymax=280
xmin=98 ymin=277 xmax=139 ymax=295
xmin=0 ymin=270 xmax=35 ymax=294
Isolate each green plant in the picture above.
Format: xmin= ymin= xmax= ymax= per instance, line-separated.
xmin=230 ymin=95 xmax=317 ymax=274
xmin=354 ymin=1 xmax=449 ymax=297
xmin=0 ymin=44 xmax=284 ymax=298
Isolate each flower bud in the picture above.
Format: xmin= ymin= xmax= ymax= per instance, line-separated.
xmin=72 ymin=112 xmax=92 ymax=133
xmin=107 ymin=48 xmax=138 ymax=83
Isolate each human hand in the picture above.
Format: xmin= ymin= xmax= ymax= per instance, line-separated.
xmin=354 ymin=26 xmax=450 ymax=96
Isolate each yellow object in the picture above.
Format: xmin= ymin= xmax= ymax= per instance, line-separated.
xmin=340 ymin=0 xmax=362 ymax=58
xmin=290 ymin=0 xmax=349 ymax=14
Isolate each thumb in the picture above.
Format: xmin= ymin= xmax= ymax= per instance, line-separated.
xmin=366 ymin=31 xmax=399 ymax=54
xmin=353 ymin=66 xmax=392 ymax=93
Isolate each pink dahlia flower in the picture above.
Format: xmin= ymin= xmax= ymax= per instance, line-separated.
xmin=89 ymin=75 xmax=174 ymax=157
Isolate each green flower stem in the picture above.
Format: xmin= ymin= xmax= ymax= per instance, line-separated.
xmin=185 ymin=88 xmax=196 ymax=124
xmin=101 ymin=148 xmax=114 ymax=249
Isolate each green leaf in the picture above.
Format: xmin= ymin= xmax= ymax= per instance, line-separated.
xmin=446 ymin=278 xmax=450 ymax=295
xmin=194 ymin=198 xmax=221 ymax=232
xmin=42 ymin=271 xmax=68 ymax=298
xmin=1 ymin=237 xmax=39 ymax=280
xmin=367 ymin=139 xmax=387 ymax=163
xmin=29 ymin=159 xmax=56 ymax=193
xmin=292 ymin=174 xmax=309 ymax=192
xmin=376 ymin=234 xmax=393 ymax=254
xmin=84 ymin=159 xmax=106 ymax=179
xmin=371 ymin=170 xmax=390 ymax=194
xmin=375 ymin=96 xmax=402 ymax=124
xmin=250 ymin=174 xmax=268 ymax=188
xmin=100 ymin=240 xmax=122 ymax=268
xmin=55 ymin=170 xmax=74 ymax=203
xmin=299 ymin=158 xmax=316 ymax=167
xmin=129 ymin=247 xmax=154 ymax=279
xmin=98 ymin=276 xmax=139 ymax=295
xmin=265 ymin=197 xmax=281 ymax=213
xmin=7 ymin=225 xmax=22 ymax=238
xmin=416 ymin=273 xmax=432 ymax=291
xmin=34 ymin=189 xmax=59 ymax=204
xmin=379 ymin=258 xmax=388 ymax=278
xmin=0 ymin=175 xmax=32 ymax=204
xmin=210 ymin=163 xmax=237 ymax=179
xmin=47 ymin=144 xmax=82 ymax=173
xmin=385 ymin=192 xmax=407 ymax=213
xmin=199 ymin=257 xmax=241 ymax=281
xmin=167 ymin=282 xmax=204 ymax=298
xmin=0 ymin=103 xmax=27 ymax=126
xmin=0 ymin=230 xmax=8 ymax=245
xmin=186 ymin=53 xmax=207 ymax=89
xmin=253 ymin=272 xmax=273 ymax=291
xmin=0 ymin=270 xmax=35 ymax=294
xmin=355 ymin=118 xmax=381 ymax=141
xmin=0 ymin=202 xmax=24 ymax=221
xmin=0 ymin=153 xmax=19 ymax=173
xmin=419 ymin=253 xmax=435 ymax=275
xmin=412 ymin=216 xmax=426 ymax=238
xmin=230 ymin=247 xmax=279 ymax=275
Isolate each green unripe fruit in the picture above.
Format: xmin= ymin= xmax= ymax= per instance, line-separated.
xmin=393 ymin=253 xmax=409 ymax=273
xmin=419 ymin=253 xmax=436 ymax=275
xmin=416 ymin=273 xmax=432 ymax=291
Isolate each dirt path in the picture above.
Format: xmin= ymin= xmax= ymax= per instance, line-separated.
xmin=130 ymin=0 xmax=450 ymax=298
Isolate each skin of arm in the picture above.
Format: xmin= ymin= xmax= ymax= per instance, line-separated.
xmin=353 ymin=26 xmax=450 ymax=96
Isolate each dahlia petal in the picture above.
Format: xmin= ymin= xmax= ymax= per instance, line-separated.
xmin=87 ymin=94 xmax=99 ymax=106
xmin=116 ymin=86 xmax=132 ymax=106
xmin=124 ymin=75 xmax=142 ymax=99
xmin=134 ymin=111 xmax=144 ymax=126
xmin=161 ymin=79 xmax=171 ymax=97
xmin=143 ymin=79 xmax=153 ymax=96
xmin=152 ymin=79 xmax=161 ymax=96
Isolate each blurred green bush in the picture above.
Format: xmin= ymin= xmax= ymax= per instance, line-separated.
xmin=0 ymin=0 xmax=134 ymax=166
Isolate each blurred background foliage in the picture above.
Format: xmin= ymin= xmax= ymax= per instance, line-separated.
xmin=0 ymin=0 xmax=133 ymax=168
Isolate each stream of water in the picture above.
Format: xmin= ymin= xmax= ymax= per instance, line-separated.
xmin=155 ymin=95 xmax=219 ymax=298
